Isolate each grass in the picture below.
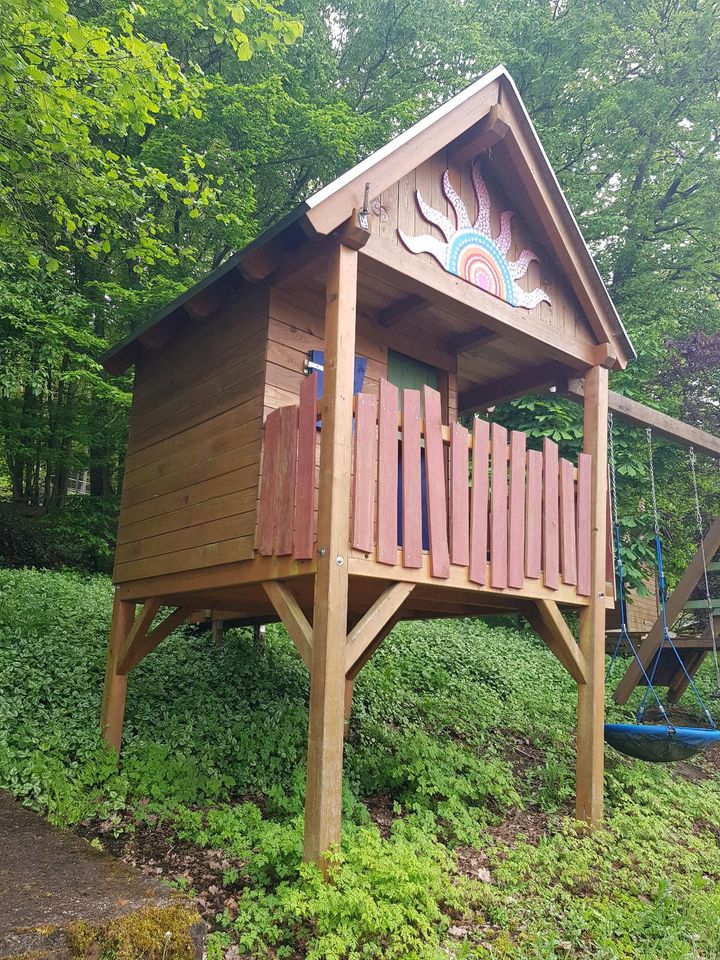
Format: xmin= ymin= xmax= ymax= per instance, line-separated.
xmin=1 ymin=566 xmax=720 ymax=958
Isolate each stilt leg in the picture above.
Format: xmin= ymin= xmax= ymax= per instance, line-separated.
xmin=303 ymin=242 xmax=358 ymax=868
xmin=100 ymin=593 xmax=135 ymax=756
xmin=576 ymin=364 xmax=608 ymax=826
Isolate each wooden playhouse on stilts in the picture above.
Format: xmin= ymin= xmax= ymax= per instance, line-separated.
xmin=100 ymin=65 xmax=638 ymax=867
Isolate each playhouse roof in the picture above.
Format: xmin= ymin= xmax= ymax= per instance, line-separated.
xmin=102 ymin=64 xmax=635 ymax=375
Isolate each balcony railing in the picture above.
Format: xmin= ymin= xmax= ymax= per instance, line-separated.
xmin=255 ymin=373 xmax=595 ymax=600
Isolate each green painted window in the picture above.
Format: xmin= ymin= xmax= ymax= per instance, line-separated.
xmin=387 ymin=349 xmax=439 ymax=396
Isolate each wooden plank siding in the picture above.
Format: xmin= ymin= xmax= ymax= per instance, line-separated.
xmin=113 ymin=290 xmax=269 ymax=584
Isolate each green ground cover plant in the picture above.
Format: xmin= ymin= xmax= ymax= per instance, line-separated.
xmin=1 ymin=566 xmax=720 ymax=959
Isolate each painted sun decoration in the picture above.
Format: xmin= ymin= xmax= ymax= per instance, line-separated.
xmin=398 ymin=162 xmax=551 ymax=310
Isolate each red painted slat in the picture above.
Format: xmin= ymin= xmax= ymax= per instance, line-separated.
xmin=508 ymin=430 xmax=527 ymax=589
xmin=450 ymin=422 xmax=470 ymax=566
xmin=293 ymin=374 xmax=318 ymax=560
xmin=402 ymin=389 xmax=423 ymax=568
xmin=490 ymin=422 xmax=508 ymax=589
xmin=576 ymin=453 xmax=592 ymax=596
xmin=273 ymin=405 xmax=299 ymax=556
xmin=525 ymin=449 xmax=543 ymax=579
xmin=469 ymin=417 xmax=490 ymax=585
xmin=256 ymin=409 xmax=281 ymax=556
xmin=377 ymin=379 xmax=399 ymax=565
xmin=543 ymin=437 xmax=560 ymax=590
xmin=559 ymin=458 xmax=577 ymax=585
xmin=351 ymin=393 xmax=378 ymax=553
xmin=423 ymin=385 xmax=450 ymax=579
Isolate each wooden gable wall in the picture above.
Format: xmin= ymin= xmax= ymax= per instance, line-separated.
xmin=112 ymin=287 xmax=269 ymax=585
xmin=367 ymin=146 xmax=598 ymax=393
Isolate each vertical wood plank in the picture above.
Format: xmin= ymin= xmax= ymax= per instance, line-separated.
xmin=351 ymin=393 xmax=378 ymax=553
xmin=490 ymin=422 xmax=508 ymax=589
xmin=576 ymin=453 xmax=592 ymax=596
xmin=543 ymin=437 xmax=560 ymax=590
xmin=402 ymin=388 xmax=423 ymax=568
xmin=256 ymin=409 xmax=281 ymax=556
xmin=508 ymin=430 xmax=527 ymax=589
xmin=305 ymin=242 xmax=357 ymax=869
xmin=525 ymin=449 xmax=543 ymax=579
xmin=423 ymin=385 xmax=450 ymax=578
xmin=450 ymin=422 xmax=470 ymax=566
xmin=469 ymin=417 xmax=490 ymax=585
xmin=559 ymin=458 xmax=577 ymax=585
xmin=576 ymin=364 xmax=609 ymax=828
xmin=274 ymin=405 xmax=299 ymax=556
xmin=293 ymin=373 xmax=318 ymax=560
xmin=377 ymin=379 xmax=399 ymax=565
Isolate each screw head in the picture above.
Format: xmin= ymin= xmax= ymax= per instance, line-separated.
xmin=336 ymin=555 xmax=344 ymax=566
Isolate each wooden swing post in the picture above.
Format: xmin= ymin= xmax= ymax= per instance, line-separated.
xmin=576 ymin=364 xmax=608 ymax=825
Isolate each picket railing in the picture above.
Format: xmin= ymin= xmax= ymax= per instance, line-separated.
xmin=255 ymin=374 xmax=594 ymax=599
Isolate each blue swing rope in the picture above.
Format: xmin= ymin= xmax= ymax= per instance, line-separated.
xmin=605 ymin=415 xmax=670 ymax=724
xmin=637 ymin=429 xmax=716 ymax=729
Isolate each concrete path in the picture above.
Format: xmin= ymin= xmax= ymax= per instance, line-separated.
xmin=0 ymin=791 xmax=204 ymax=960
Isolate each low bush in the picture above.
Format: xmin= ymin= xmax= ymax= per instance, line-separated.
xmin=1 ymin=567 xmax=720 ymax=958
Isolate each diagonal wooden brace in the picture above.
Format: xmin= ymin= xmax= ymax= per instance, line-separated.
xmin=524 ymin=599 xmax=588 ymax=685
xmin=263 ymin=580 xmax=313 ymax=670
xmin=117 ymin=601 xmax=193 ymax=675
xmin=613 ymin=516 xmax=720 ymax=704
xmin=345 ymin=582 xmax=415 ymax=676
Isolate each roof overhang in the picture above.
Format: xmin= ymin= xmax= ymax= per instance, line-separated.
xmin=102 ymin=64 xmax=635 ymax=375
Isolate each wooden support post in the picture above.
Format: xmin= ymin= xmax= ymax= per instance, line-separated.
xmin=304 ymin=241 xmax=358 ymax=869
xmin=100 ymin=594 xmax=135 ymax=756
xmin=576 ymin=364 xmax=608 ymax=827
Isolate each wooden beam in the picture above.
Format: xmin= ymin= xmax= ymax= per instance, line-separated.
xmin=336 ymin=209 xmax=371 ymax=251
xmin=447 ymin=327 xmax=498 ymax=354
xmin=576 ymin=365 xmax=608 ymax=827
xmin=378 ymin=293 xmax=426 ymax=328
xmin=262 ymin=580 xmax=313 ymax=670
xmin=449 ymin=103 xmax=510 ymax=166
xmin=304 ymin=242 xmax=358 ymax=870
xmin=459 ymin=362 xmax=567 ymax=413
xmin=273 ymin=236 xmax=335 ymax=293
xmin=117 ymin=604 xmax=193 ymax=675
xmin=100 ymin=595 xmax=136 ymax=755
xmin=565 ymin=379 xmax=720 ymax=459
xmin=185 ymin=287 xmax=224 ymax=320
xmin=360 ymin=234 xmax=611 ymax=372
xmin=613 ymin=516 xmax=720 ymax=704
xmin=345 ymin=583 xmax=415 ymax=674
xmin=525 ymin=600 xmax=587 ymax=685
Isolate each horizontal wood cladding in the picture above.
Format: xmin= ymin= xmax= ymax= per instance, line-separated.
xmin=265 ymin=287 xmax=458 ymax=420
xmin=113 ymin=288 xmax=269 ymax=585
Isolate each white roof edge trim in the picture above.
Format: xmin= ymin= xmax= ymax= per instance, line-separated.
xmin=305 ymin=64 xmax=507 ymax=209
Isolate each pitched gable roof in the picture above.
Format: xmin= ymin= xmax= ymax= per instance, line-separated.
xmin=103 ymin=64 xmax=634 ymax=374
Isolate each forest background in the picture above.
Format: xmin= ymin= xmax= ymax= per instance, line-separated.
xmin=1 ymin=0 xmax=719 ymax=583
